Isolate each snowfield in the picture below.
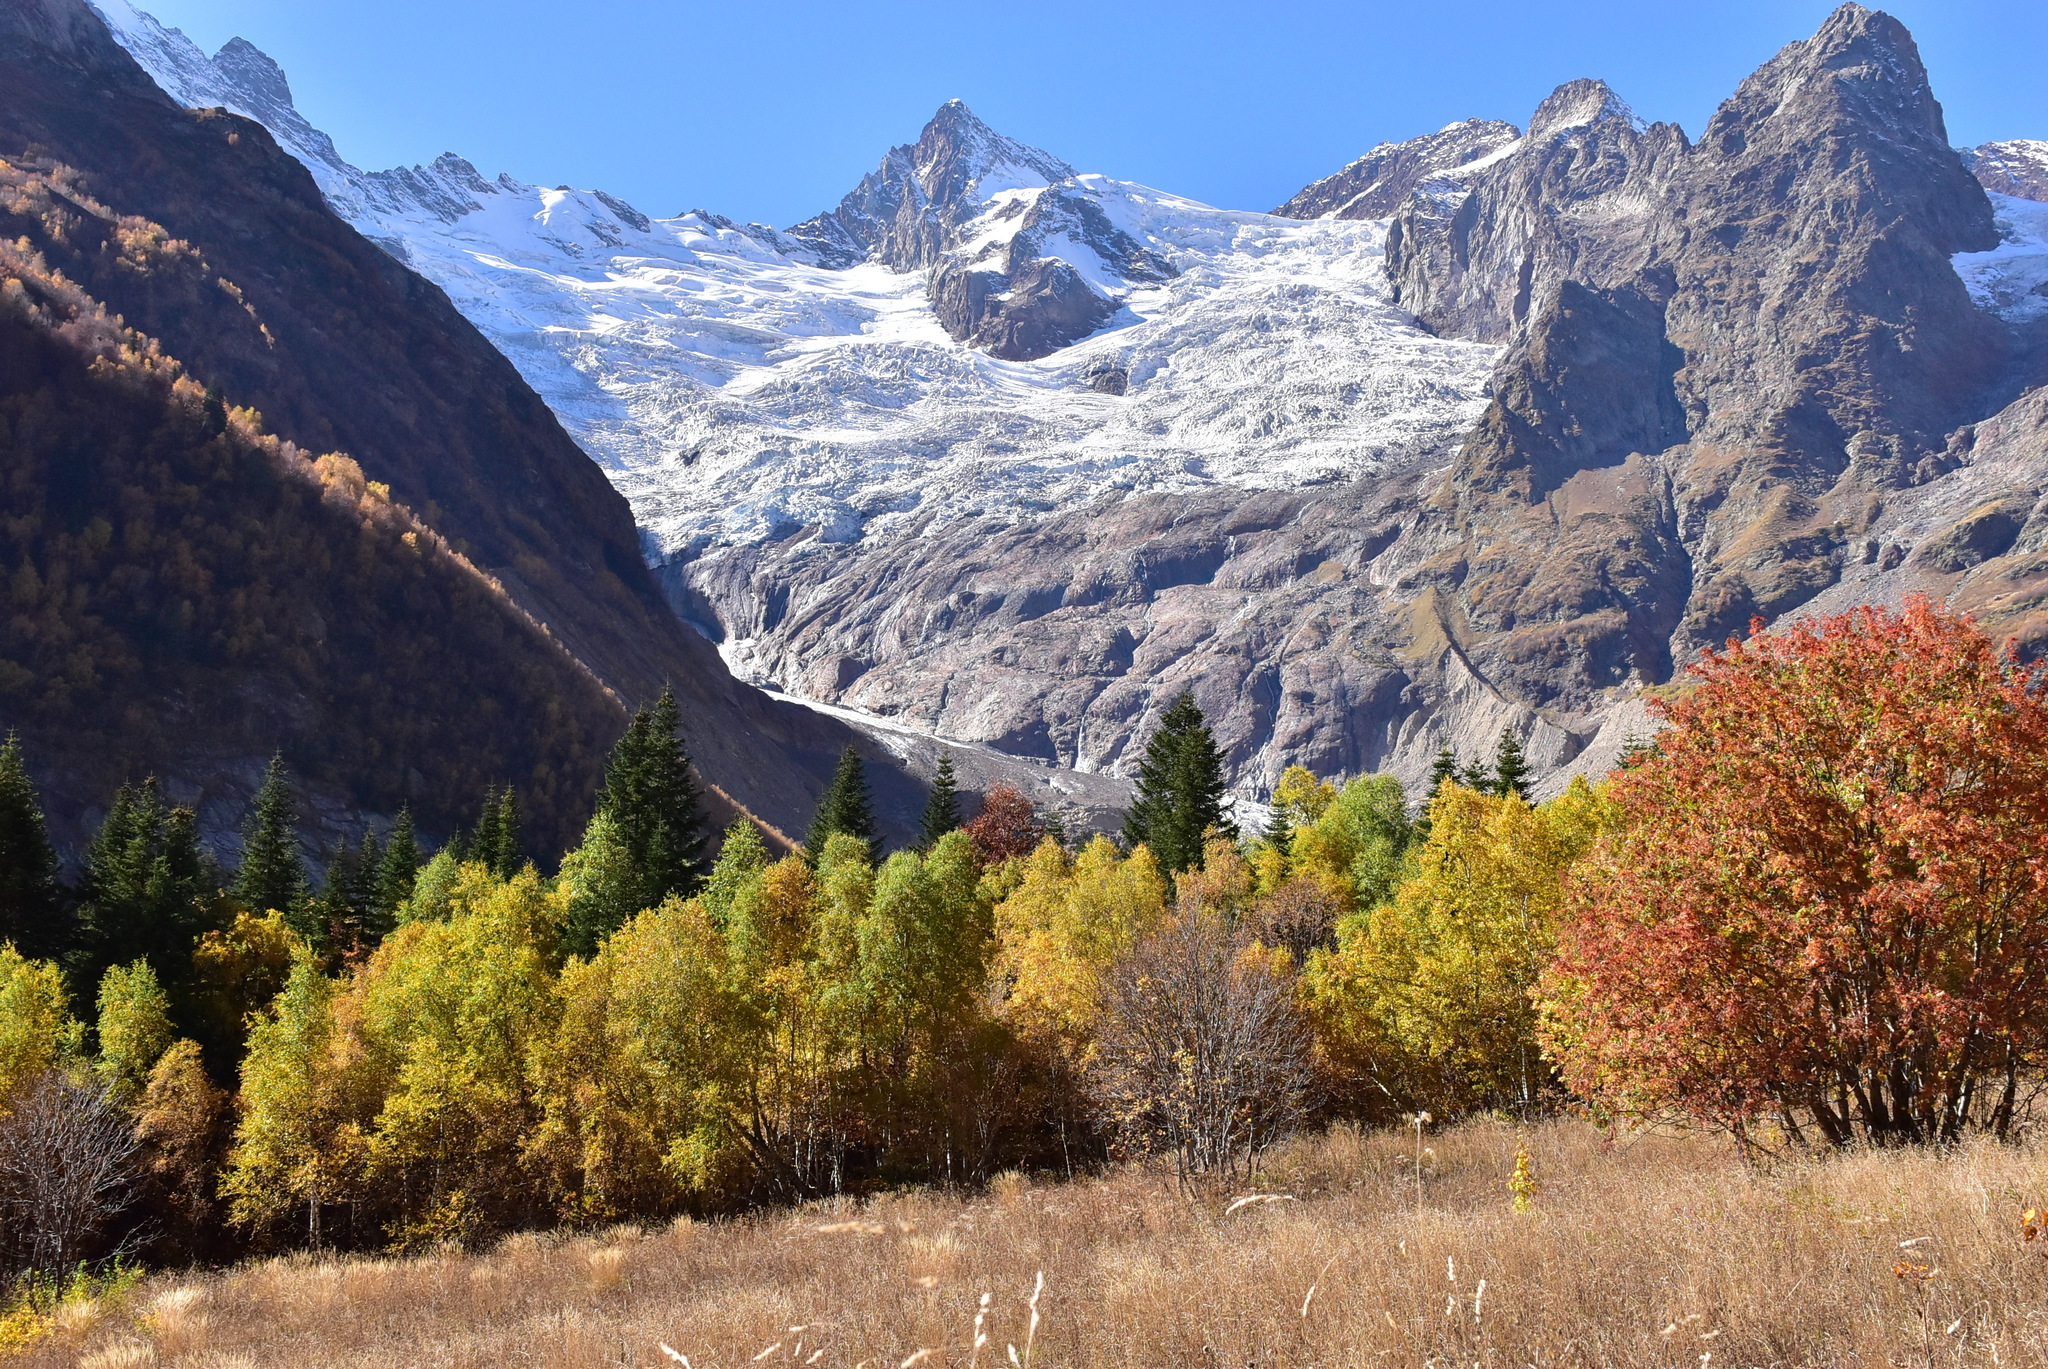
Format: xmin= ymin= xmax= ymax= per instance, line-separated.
xmin=95 ymin=0 xmax=1502 ymax=561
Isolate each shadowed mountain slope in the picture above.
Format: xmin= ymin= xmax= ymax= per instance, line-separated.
xmin=0 ymin=0 xmax=888 ymax=850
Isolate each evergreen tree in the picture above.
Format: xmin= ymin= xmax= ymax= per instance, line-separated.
xmin=1428 ymin=744 xmax=1462 ymax=797
xmin=805 ymin=746 xmax=878 ymax=860
xmin=487 ymin=788 xmax=524 ymax=877
xmin=372 ymin=809 xmax=419 ymax=927
xmin=0 ymin=732 xmax=70 ymax=961
xmin=234 ymin=754 xmax=307 ymax=922
xmin=1122 ymin=690 xmax=1236 ymax=874
xmin=584 ymin=686 xmax=709 ymax=904
xmin=78 ymin=780 xmax=216 ymax=988
xmin=1493 ymin=725 xmax=1532 ymax=801
xmin=462 ymin=787 xmax=500 ymax=868
xmin=917 ymin=754 xmax=962 ymax=849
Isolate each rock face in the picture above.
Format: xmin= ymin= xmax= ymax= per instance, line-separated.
xmin=1272 ymin=118 xmax=1521 ymax=221
xmin=6 ymin=0 xmax=893 ymax=847
xmin=788 ymin=100 xmax=1176 ymax=361
xmin=1418 ymin=1 xmax=2010 ymax=708
xmin=1968 ymin=140 xmax=2048 ymax=202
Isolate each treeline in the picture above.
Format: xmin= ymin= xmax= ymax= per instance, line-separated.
xmin=8 ymin=600 xmax=2048 ymax=1286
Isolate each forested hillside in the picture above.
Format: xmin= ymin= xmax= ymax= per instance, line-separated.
xmin=0 ymin=0 xmax=882 ymax=849
xmin=0 ymin=157 xmax=623 ymax=852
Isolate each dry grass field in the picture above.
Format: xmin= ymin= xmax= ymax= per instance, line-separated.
xmin=22 ymin=1117 xmax=2048 ymax=1368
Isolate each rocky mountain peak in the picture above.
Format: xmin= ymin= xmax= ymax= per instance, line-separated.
xmin=211 ymin=35 xmax=289 ymax=105
xmin=1527 ymin=78 xmax=1643 ymax=141
xmin=787 ymin=101 xmax=1072 ymax=272
xmin=909 ymin=99 xmax=1073 ymax=205
xmin=1705 ymin=2 xmax=1947 ymax=160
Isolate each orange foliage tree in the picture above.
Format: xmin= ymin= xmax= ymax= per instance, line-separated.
xmin=1542 ymin=600 xmax=2048 ymax=1146
xmin=963 ymin=783 xmax=1045 ymax=865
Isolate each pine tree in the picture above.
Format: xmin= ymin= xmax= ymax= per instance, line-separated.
xmin=917 ymin=754 xmax=962 ymax=849
xmin=1428 ymin=744 xmax=1462 ymax=796
xmin=372 ymin=809 xmax=419 ymax=928
xmin=235 ymin=754 xmax=307 ymax=923
xmin=487 ymin=788 xmax=524 ymax=877
xmin=805 ymin=746 xmax=878 ymax=860
xmin=590 ymin=687 xmax=709 ymax=897
xmin=463 ymin=787 xmax=500 ymax=869
xmin=1122 ymin=690 xmax=1236 ymax=874
xmin=0 ymin=732 xmax=70 ymax=961
xmin=78 ymin=780 xmax=216 ymax=988
xmin=1493 ymin=726 xmax=1532 ymax=800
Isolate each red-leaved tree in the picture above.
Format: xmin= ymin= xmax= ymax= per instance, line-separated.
xmin=1541 ymin=599 xmax=2048 ymax=1146
xmin=962 ymin=783 xmax=1046 ymax=865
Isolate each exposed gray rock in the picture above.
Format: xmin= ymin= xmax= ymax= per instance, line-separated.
xmin=1272 ymin=118 xmax=1521 ymax=221
xmin=1966 ymin=140 xmax=2048 ymax=202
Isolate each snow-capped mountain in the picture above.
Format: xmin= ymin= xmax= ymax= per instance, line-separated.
xmin=90 ymin=0 xmax=1499 ymax=585
xmin=90 ymin=0 xmax=2048 ymax=809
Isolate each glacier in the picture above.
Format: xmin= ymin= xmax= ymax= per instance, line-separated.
xmin=91 ymin=0 xmax=1502 ymax=565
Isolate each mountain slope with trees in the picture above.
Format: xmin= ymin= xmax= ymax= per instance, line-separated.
xmin=0 ymin=0 xmax=885 ymax=850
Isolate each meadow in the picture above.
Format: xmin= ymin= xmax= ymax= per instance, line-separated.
xmin=25 ymin=1115 xmax=2048 ymax=1368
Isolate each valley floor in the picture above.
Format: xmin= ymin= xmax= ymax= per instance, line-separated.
xmin=27 ymin=1118 xmax=2048 ymax=1367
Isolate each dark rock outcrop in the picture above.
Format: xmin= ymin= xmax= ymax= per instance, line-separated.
xmin=788 ymin=100 xmax=1175 ymax=361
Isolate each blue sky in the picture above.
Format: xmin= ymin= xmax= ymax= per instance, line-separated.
xmin=126 ymin=1 xmax=2047 ymax=227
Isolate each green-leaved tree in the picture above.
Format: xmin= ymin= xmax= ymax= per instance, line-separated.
xmin=79 ymin=779 xmax=217 ymax=990
xmin=562 ymin=688 xmax=709 ymax=955
xmin=235 ymin=754 xmax=307 ymax=927
xmin=1492 ymin=726 xmax=1532 ymax=800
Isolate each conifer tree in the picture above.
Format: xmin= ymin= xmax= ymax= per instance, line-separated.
xmin=487 ymin=788 xmax=524 ymax=877
xmin=461 ymin=787 xmax=499 ymax=868
xmin=235 ymin=754 xmax=306 ymax=923
xmin=917 ymin=754 xmax=962 ymax=849
xmin=1122 ymin=690 xmax=1236 ymax=874
xmin=1428 ymin=744 xmax=1462 ymax=796
xmin=78 ymin=780 xmax=216 ymax=988
xmin=1493 ymin=726 xmax=1532 ymax=800
xmin=573 ymin=687 xmax=709 ymax=921
xmin=805 ymin=746 xmax=878 ymax=860
xmin=373 ymin=809 xmax=419 ymax=927
xmin=0 ymin=732 xmax=70 ymax=961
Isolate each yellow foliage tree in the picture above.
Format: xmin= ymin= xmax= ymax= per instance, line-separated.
xmin=348 ymin=864 xmax=566 ymax=1246
xmin=0 ymin=944 xmax=79 ymax=1109
xmin=993 ymin=836 xmax=1168 ymax=1063
xmin=1305 ymin=778 xmax=1615 ymax=1117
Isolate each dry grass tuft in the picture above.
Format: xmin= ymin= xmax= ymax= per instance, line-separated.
xmin=29 ymin=1117 xmax=2048 ymax=1366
